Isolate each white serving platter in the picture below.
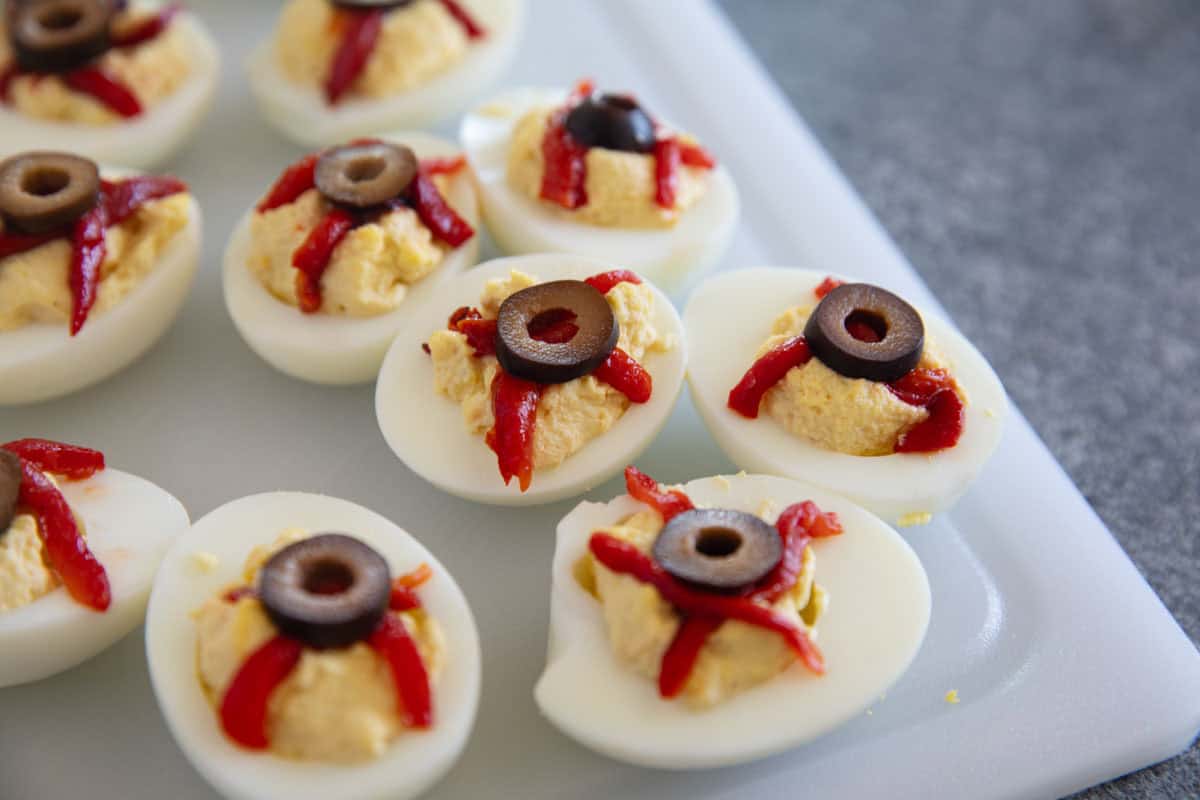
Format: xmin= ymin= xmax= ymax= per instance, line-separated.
xmin=2 ymin=1 xmax=1198 ymax=798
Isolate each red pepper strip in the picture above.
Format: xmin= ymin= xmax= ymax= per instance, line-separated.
xmin=593 ymin=347 xmax=652 ymax=403
xmin=420 ymin=155 xmax=468 ymax=176
xmin=368 ymin=614 xmax=433 ymax=728
xmin=527 ymin=308 xmax=578 ymax=344
xmin=16 ymin=460 xmax=111 ymax=611
xmin=584 ymin=269 xmax=642 ymax=294
xmin=69 ymin=203 xmax=107 ymax=336
xmin=485 ymin=372 xmax=542 ymax=491
xmin=754 ymin=501 xmax=842 ymax=603
xmin=438 ymin=0 xmax=486 ymax=39
xmin=63 ymin=67 xmax=142 ymax=117
xmin=623 ymin=465 xmax=694 ymax=522
xmin=102 ymin=176 xmax=188 ymax=226
xmin=408 ymin=171 xmax=475 ymax=247
xmin=1 ymin=439 xmax=105 ymax=479
xmin=727 ymin=336 xmax=812 ymax=418
xmin=0 ymin=230 xmax=58 ymax=260
xmin=653 ymin=138 xmax=682 ymax=209
xmin=658 ymin=616 xmax=722 ymax=698
xmin=257 ymin=154 xmax=319 ymax=213
xmin=110 ymin=4 xmax=181 ymax=49
xmin=895 ymin=389 xmax=965 ymax=453
xmin=887 ymin=367 xmax=955 ymax=407
xmin=219 ymin=636 xmax=304 ymax=749
xmin=456 ymin=318 xmax=497 ymax=357
xmin=390 ymin=563 xmax=433 ymax=611
xmin=540 ymin=106 xmax=589 ymax=210
xmin=448 ymin=306 xmax=481 ymax=327
xmin=814 ymin=276 xmax=843 ymax=299
xmin=0 ymin=62 xmax=19 ymax=101
xmin=291 ymin=208 xmax=355 ymax=313
xmin=590 ymin=533 xmax=825 ymax=674
xmin=325 ymin=8 xmax=384 ymax=105
xmin=678 ymin=141 xmax=716 ymax=169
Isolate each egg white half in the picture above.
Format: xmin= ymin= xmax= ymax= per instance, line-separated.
xmin=0 ymin=466 xmax=189 ymax=688
xmin=0 ymin=5 xmax=220 ymax=170
xmin=0 ymin=186 xmax=202 ymax=406
xmin=459 ymin=87 xmax=740 ymax=295
xmin=222 ymin=131 xmax=480 ymax=386
xmin=144 ymin=491 xmax=482 ymax=800
xmin=247 ymin=0 xmax=526 ymax=147
xmin=535 ymin=472 xmax=931 ymax=769
xmin=685 ymin=268 xmax=1008 ymax=524
xmin=375 ymin=253 xmax=688 ymax=506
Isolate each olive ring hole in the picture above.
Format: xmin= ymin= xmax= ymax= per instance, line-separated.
xmin=39 ymin=8 xmax=84 ymax=30
xmin=302 ymin=559 xmax=356 ymax=596
xmin=21 ymin=167 xmax=71 ymax=198
xmin=695 ymin=527 xmax=744 ymax=558
xmin=345 ymin=156 xmax=387 ymax=184
xmin=844 ymin=309 xmax=888 ymax=342
xmin=526 ymin=307 xmax=580 ymax=344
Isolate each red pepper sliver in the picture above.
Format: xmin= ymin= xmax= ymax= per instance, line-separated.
xmin=653 ymin=137 xmax=681 ymax=209
xmin=110 ymin=4 xmax=181 ymax=49
xmin=895 ymin=389 xmax=965 ymax=453
xmin=64 ymin=67 xmax=142 ymax=117
xmin=325 ymin=8 xmax=384 ymax=105
xmin=390 ymin=563 xmax=433 ymax=611
xmin=258 ymin=154 xmax=319 ymax=213
xmin=2 ymin=439 xmax=105 ymax=479
xmin=69 ymin=203 xmax=107 ymax=336
xmin=658 ymin=616 xmax=721 ymax=698
xmin=17 ymin=460 xmax=111 ymax=611
xmin=438 ymin=0 xmax=486 ymax=39
xmin=368 ymin=614 xmax=434 ymax=728
xmin=408 ymin=171 xmax=474 ymax=247
xmin=0 ymin=230 xmax=58 ymax=260
xmin=593 ymin=347 xmax=653 ymax=404
xmin=456 ymin=317 xmax=497 ymax=357
xmin=678 ymin=141 xmax=716 ymax=169
xmin=623 ymin=466 xmax=694 ymax=522
xmin=485 ymin=372 xmax=542 ymax=492
xmin=754 ymin=501 xmax=842 ymax=604
xmin=814 ymin=276 xmax=843 ymax=299
xmin=584 ymin=269 xmax=642 ymax=294
xmin=291 ymin=208 xmax=356 ymax=313
xmin=0 ymin=62 xmax=18 ymax=101
xmin=219 ymin=636 xmax=303 ymax=749
xmin=419 ymin=155 xmax=468 ymax=176
xmin=102 ymin=176 xmax=188 ymax=226
xmin=888 ymin=368 xmax=955 ymax=407
xmin=727 ymin=336 xmax=812 ymax=418
xmin=539 ymin=107 xmax=589 ymax=210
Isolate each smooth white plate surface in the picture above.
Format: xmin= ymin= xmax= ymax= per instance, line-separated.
xmin=1 ymin=1 xmax=1198 ymax=799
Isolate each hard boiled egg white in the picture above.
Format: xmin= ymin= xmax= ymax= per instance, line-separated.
xmin=535 ymin=472 xmax=931 ymax=769
xmin=247 ymin=0 xmax=526 ymax=147
xmin=145 ymin=492 xmax=482 ymax=800
xmin=376 ymin=253 xmax=688 ymax=506
xmin=0 ymin=3 xmax=219 ymax=170
xmin=0 ymin=176 xmax=202 ymax=405
xmin=685 ymin=268 xmax=1008 ymax=524
xmin=459 ymin=87 xmax=740 ymax=295
xmin=223 ymin=131 xmax=480 ymax=385
xmin=0 ymin=466 xmax=189 ymax=687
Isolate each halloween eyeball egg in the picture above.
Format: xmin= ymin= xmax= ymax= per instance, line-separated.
xmin=223 ymin=131 xmax=480 ymax=385
xmin=145 ymin=491 xmax=482 ymax=800
xmin=459 ymin=82 xmax=740 ymax=293
xmin=0 ymin=0 xmax=220 ymax=169
xmin=0 ymin=438 xmax=189 ymax=687
xmin=685 ymin=268 xmax=1007 ymax=524
xmin=247 ymin=0 xmax=526 ymax=147
xmin=535 ymin=468 xmax=931 ymax=768
xmin=376 ymin=253 xmax=688 ymax=506
xmin=0 ymin=153 xmax=202 ymax=405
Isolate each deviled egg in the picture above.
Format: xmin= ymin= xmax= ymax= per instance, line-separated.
xmin=376 ymin=253 xmax=687 ymax=505
xmin=536 ymin=467 xmax=931 ymax=768
xmin=459 ymin=81 xmax=739 ymax=293
xmin=0 ymin=0 xmax=219 ymax=169
xmin=248 ymin=0 xmax=525 ymax=146
xmin=0 ymin=151 xmax=201 ymax=405
xmin=145 ymin=492 xmax=481 ymax=800
xmin=223 ymin=132 xmax=479 ymax=385
xmin=685 ymin=268 xmax=1007 ymax=524
xmin=0 ymin=437 xmax=189 ymax=687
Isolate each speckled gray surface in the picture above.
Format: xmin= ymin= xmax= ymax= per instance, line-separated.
xmin=714 ymin=0 xmax=1200 ymax=797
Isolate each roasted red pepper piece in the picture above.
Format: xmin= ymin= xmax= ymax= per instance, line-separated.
xmin=624 ymin=466 xmax=694 ymax=522
xmin=389 ymin=563 xmax=433 ymax=612
xmin=110 ymin=4 xmax=181 ymax=48
xmin=814 ymin=276 xmax=843 ymax=299
xmin=653 ymin=137 xmax=681 ymax=209
xmin=408 ymin=171 xmax=474 ymax=247
xmin=448 ymin=306 xmax=482 ymax=327
xmin=64 ymin=67 xmax=142 ymax=117
xmin=438 ymin=0 xmax=486 ymax=39
xmin=102 ymin=176 xmax=187 ymax=226
xmin=753 ymin=501 xmax=842 ymax=603
xmin=540 ymin=109 xmax=589 ymax=209
xmin=69 ymin=203 xmax=107 ymax=336
xmin=593 ymin=347 xmax=652 ymax=403
xmin=16 ymin=459 xmax=111 ymax=611
xmin=526 ymin=308 xmax=579 ymax=344
xmin=291 ymin=208 xmax=355 ymax=313
xmin=2 ymin=439 xmax=105 ymax=479
xmin=219 ymin=636 xmax=304 ymax=749
xmin=368 ymin=614 xmax=433 ymax=728
xmin=584 ymin=269 xmax=642 ymax=294
xmin=485 ymin=372 xmax=542 ymax=492
xmin=888 ymin=367 xmax=956 ymax=407
xmin=419 ymin=155 xmax=468 ymax=176
xmin=678 ymin=141 xmax=716 ymax=169
xmin=658 ymin=616 xmax=721 ymax=698
xmin=325 ymin=8 xmax=384 ymax=105
xmin=0 ymin=230 xmax=58 ymax=260
xmin=727 ymin=336 xmax=813 ymax=418
xmin=0 ymin=63 xmax=18 ymax=102
xmin=895 ymin=389 xmax=965 ymax=453
xmin=456 ymin=318 xmax=497 ymax=356
xmin=258 ymin=154 xmax=319 ymax=213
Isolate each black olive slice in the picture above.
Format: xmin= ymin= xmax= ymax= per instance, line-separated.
xmin=803 ymin=283 xmax=925 ymax=383
xmin=653 ymin=509 xmax=782 ymax=593
xmin=330 ymin=0 xmax=415 ymax=9
xmin=0 ymin=151 xmax=100 ymax=234
xmin=10 ymin=0 xmax=113 ymax=74
xmin=257 ymin=533 xmax=391 ymax=650
xmin=0 ymin=450 xmax=20 ymax=536
xmin=495 ymin=280 xmax=619 ymax=384
xmin=314 ymin=141 xmax=418 ymax=209
xmin=565 ymin=93 xmax=657 ymax=154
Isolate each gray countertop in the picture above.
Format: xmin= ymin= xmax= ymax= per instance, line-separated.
xmin=714 ymin=0 xmax=1200 ymax=797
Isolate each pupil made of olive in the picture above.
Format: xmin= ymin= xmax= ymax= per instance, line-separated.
xmin=40 ymin=8 xmax=83 ymax=29
xmin=303 ymin=559 xmax=355 ymax=595
xmin=22 ymin=167 xmax=70 ymax=197
xmin=695 ymin=527 xmax=743 ymax=558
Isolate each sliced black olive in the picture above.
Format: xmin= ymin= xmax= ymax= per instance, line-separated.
xmin=803 ymin=282 xmax=925 ymax=383
xmin=653 ymin=509 xmax=782 ymax=593
xmin=495 ymin=280 xmax=619 ymax=384
xmin=565 ymin=93 xmax=656 ymax=154
xmin=10 ymin=0 xmax=112 ymax=74
xmin=0 ymin=450 xmax=20 ymax=536
xmin=330 ymin=0 xmax=415 ymax=9
xmin=314 ymin=141 xmax=418 ymax=209
xmin=0 ymin=151 xmax=100 ymax=234
xmin=257 ymin=533 xmax=391 ymax=650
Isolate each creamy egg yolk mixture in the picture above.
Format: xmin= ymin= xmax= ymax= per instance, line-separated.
xmin=192 ymin=529 xmax=446 ymax=764
xmin=0 ymin=193 xmax=191 ymax=332
xmin=427 ymin=269 xmax=671 ymax=471
xmin=0 ymin=514 xmax=62 ymax=612
xmin=274 ymin=0 xmax=469 ymax=98
xmin=574 ymin=503 xmax=826 ymax=709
